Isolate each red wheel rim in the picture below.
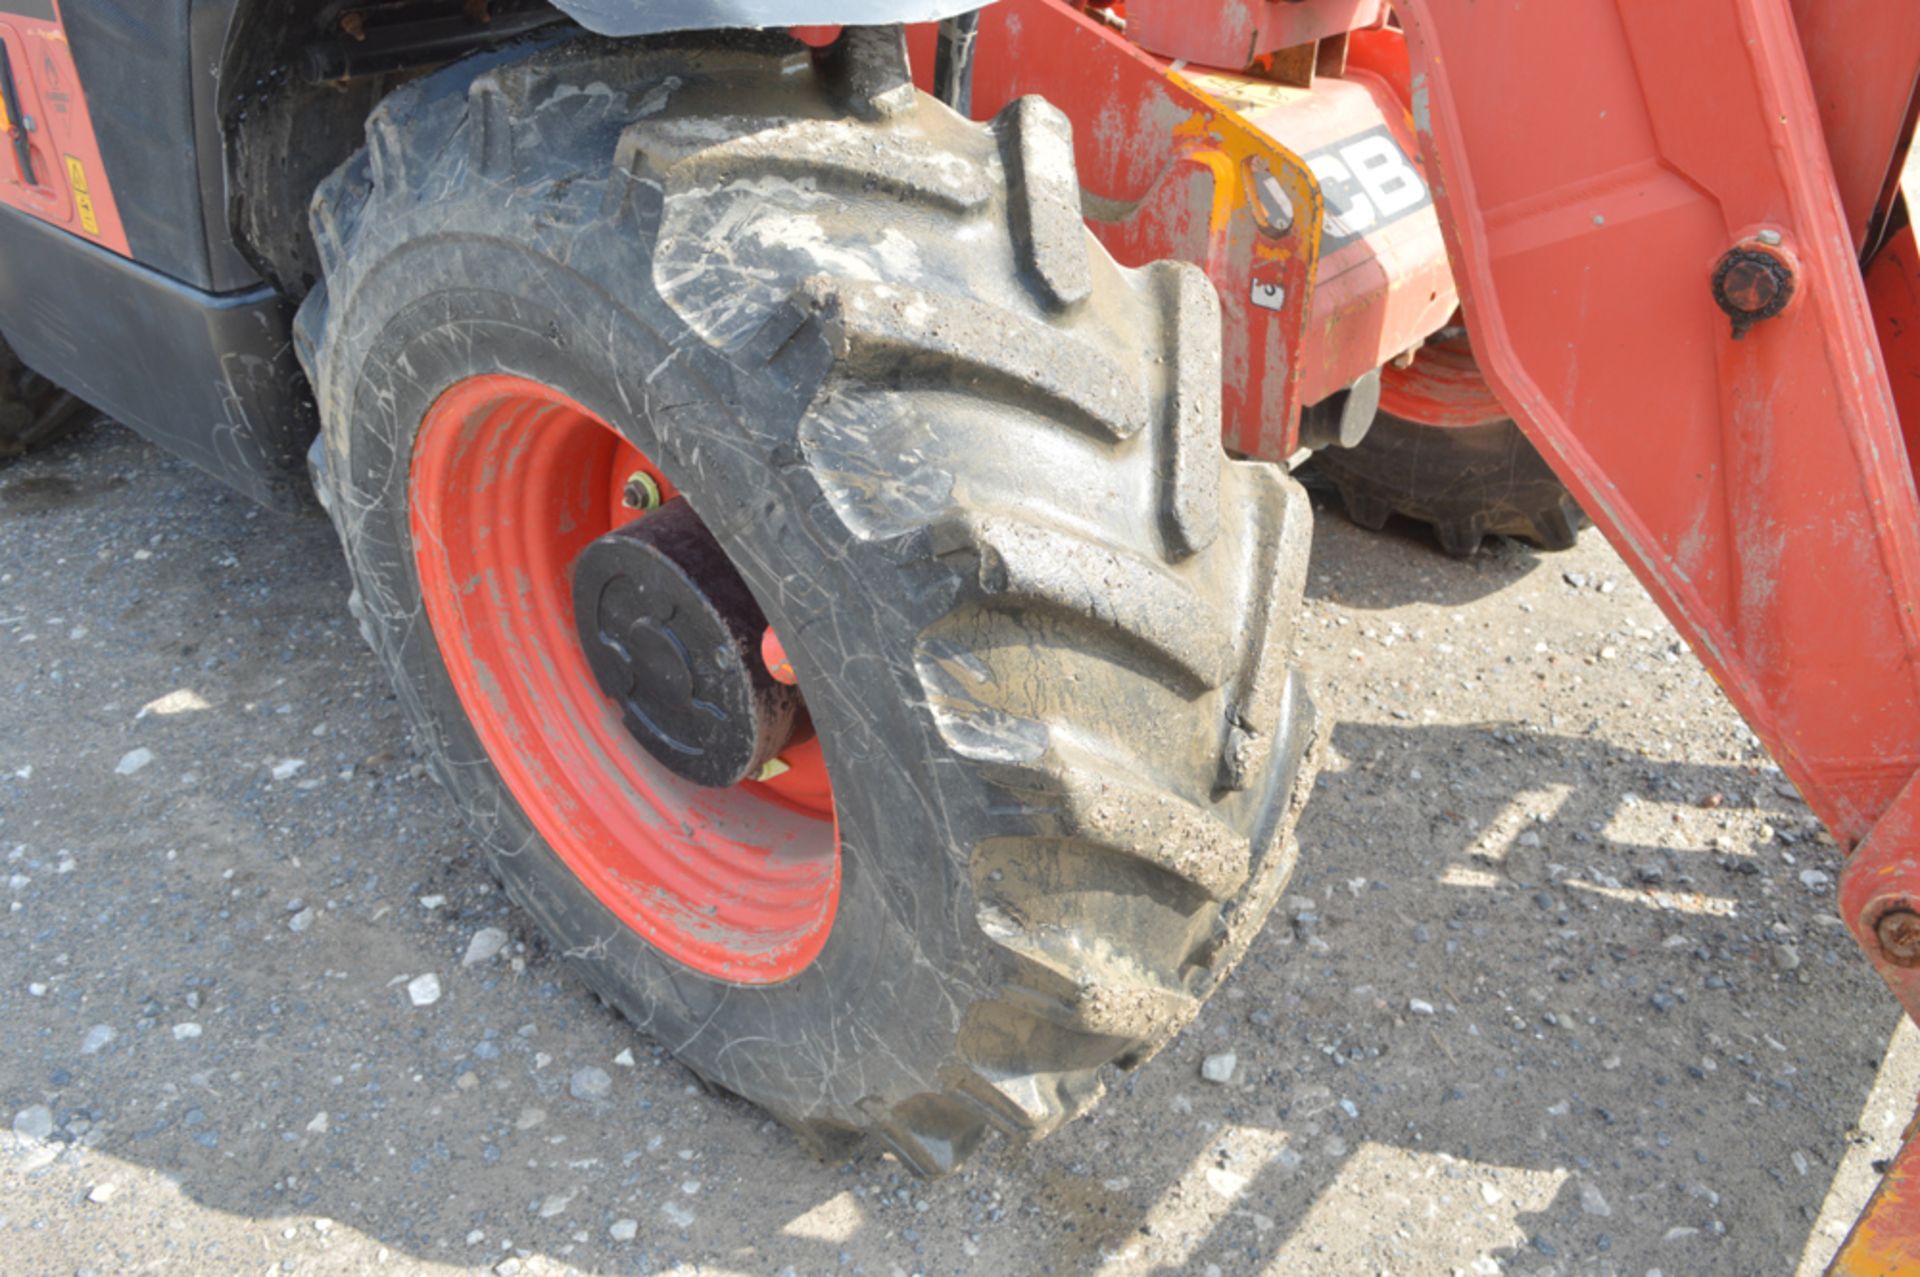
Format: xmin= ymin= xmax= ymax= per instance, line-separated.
xmin=1378 ymin=330 xmax=1510 ymax=428
xmin=410 ymin=375 xmax=839 ymax=984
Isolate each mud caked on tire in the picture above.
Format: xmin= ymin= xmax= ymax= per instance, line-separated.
xmin=1308 ymin=331 xmax=1585 ymax=557
xmin=0 ymin=335 xmax=93 ymax=461
xmin=297 ymin=29 xmax=1316 ymax=1172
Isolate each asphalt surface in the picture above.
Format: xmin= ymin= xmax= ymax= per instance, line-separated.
xmin=3 ymin=418 xmax=1917 ymax=1276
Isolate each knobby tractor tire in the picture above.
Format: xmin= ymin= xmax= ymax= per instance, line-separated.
xmin=1307 ymin=329 xmax=1584 ymax=558
xmin=1310 ymin=412 xmax=1585 ymax=557
xmin=296 ymin=30 xmax=1317 ymax=1174
xmin=0 ymin=335 xmax=93 ymax=461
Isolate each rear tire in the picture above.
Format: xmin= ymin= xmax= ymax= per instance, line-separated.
xmin=0 ymin=335 xmax=92 ymax=461
xmin=297 ymin=30 xmax=1317 ymax=1173
xmin=1308 ymin=331 xmax=1584 ymax=556
xmin=1312 ymin=414 xmax=1585 ymax=556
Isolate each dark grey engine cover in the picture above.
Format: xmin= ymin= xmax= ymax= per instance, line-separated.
xmin=549 ymin=0 xmax=988 ymax=35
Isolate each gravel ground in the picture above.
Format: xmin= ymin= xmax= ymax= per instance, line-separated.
xmin=3 ymin=419 xmax=1917 ymax=1277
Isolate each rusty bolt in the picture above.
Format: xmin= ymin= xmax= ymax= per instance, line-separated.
xmin=1711 ymin=244 xmax=1794 ymax=339
xmin=1719 ymin=257 xmax=1783 ymax=313
xmin=1876 ymin=908 xmax=1920 ymax=968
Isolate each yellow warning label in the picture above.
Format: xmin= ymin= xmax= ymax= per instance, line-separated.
xmin=64 ymin=154 xmax=98 ymax=236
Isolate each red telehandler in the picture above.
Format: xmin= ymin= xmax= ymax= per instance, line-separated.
xmin=0 ymin=0 xmax=1915 ymax=1264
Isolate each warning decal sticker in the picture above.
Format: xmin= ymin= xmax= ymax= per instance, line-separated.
xmin=63 ymin=153 xmax=96 ymax=235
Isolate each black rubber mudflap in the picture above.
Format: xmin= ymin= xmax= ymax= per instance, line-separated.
xmin=296 ymin=29 xmax=1319 ymax=1174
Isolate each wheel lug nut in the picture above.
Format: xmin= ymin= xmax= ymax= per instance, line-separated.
xmin=621 ymin=470 xmax=662 ymax=511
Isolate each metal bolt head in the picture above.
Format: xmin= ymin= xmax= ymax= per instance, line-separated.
xmin=1876 ymin=907 xmax=1920 ymax=968
xmin=1719 ymin=258 xmax=1782 ymax=314
xmin=1711 ymin=244 xmax=1794 ymax=338
xmin=621 ymin=470 xmax=662 ymax=512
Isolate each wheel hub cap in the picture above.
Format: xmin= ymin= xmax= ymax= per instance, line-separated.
xmin=571 ymin=498 xmax=799 ymax=787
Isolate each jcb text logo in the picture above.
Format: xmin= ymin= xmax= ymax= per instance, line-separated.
xmin=1305 ymin=127 xmax=1431 ymax=251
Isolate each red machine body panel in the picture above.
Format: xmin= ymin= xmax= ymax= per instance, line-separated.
xmin=1188 ymin=67 xmax=1454 ymax=407
xmin=1868 ymin=219 xmax=1920 ymax=477
xmin=0 ymin=0 xmax=127 ymax=257
xmin=1125 ymin=0 xmax=1386 ymax=71
xmin=1787 ymin=0 xmax=1920 ymax=255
